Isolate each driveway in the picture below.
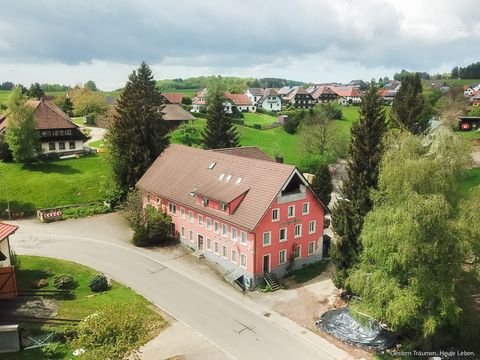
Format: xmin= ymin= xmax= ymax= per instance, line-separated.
xmin=9 ymin=214 xmax=355 ymax=360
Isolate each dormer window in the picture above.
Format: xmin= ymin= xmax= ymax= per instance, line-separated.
xmin=220 ymin=203 xmax=227 ymax=211
xmin=202 ymin=197 xmax=209 ymax=206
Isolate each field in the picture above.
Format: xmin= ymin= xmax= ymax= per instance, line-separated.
xmin=163 ymin=88 xmax=198 ymax=98
xmin=172 ymin=106 xmax=360 ymax=168
xmin=8 ymin=255 xmax=165 ymax=360
xmin=243 ymin=112 xmax=278 ymax=127
xmin=0 ymin=155 xmax=110 ymax=218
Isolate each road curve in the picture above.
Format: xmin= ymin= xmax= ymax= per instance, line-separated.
xmin=9 ymin=215 xmax=353 ymax=360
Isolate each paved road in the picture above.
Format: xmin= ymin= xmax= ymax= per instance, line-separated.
xmin=9 ymin=214 xmax=353 ymax=360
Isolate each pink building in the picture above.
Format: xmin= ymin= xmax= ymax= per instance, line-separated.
xmin=137 ymin=145 xmax=327 ymax=290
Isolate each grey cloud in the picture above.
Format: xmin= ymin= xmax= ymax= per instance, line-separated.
xmin=0 ymin=0 xmax=478 ymax=73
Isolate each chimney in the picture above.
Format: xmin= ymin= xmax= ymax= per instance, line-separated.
xmin=275 ymin=155 xmax=284 ymax=163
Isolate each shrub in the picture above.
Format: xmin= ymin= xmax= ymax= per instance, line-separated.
xmin=42 ymin=342 xmax=61 ymax=359
xmin=283 ymin=116 xmax=300 ymax=134
xmin=253 ymin=124 xmax=262 ymax=130
xmin=70 ymin=303 xmax=164 ymax=360
xmin=52 ymin=274 xmax=75 ymax=289
xmin=89 ymin=274 xmax=109 ymax=292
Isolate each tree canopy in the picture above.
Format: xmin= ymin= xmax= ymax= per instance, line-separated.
xmin=201 ymin=80 xmax=240 ymax=149
xmin=331 ymin=84 xmax=387 ymax=287
xmin=5 ymin=86 xmax=40 ymax=162
xmin=390 ymin=73 xmax=429 ymax=135
xmin=106 ymin=62 xmax=169 ymax=195
xmin=347 ymin=131 xmax=478 ymax=344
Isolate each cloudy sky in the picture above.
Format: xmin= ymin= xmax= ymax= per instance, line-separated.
xmin=0 ymin=0 xmax=478 ymax=90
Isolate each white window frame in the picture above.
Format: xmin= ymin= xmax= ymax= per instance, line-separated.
xmin=214 ymin=241 xmax=219 ymax=255
xmin=222 ymin=224 xmax=228 ymax=237
xmin=220 ymin=203 xmax=227 ymax=211
xmin=240 ymin=253 xmax=247 ymax=269
xmin=189 ymin=230 xmax=194 ymax=242
xmin=294 ymin=245 xmax=302 ymax=259
xmin=279 ymin=228 xmax=287 ymax=242
xmin=180 ymin=207 xmax=185 ymax=220
xmin=206 ymin=217 xmax=212 ymax=230
xmin=302 ymin=202 xmax=310 ymax=215
xmin=181 ymin=226 xmax=185 ymax=239
xmin=240 ymin=231 xmax=247 ymax=245
xmin=188 ymin=210 xmax=194 ymax=223
xmin=272 ymin=208 xmax=280 ymax=222
xmin=231 ymin=228 xmax=237 ymax=242
xmin=294 ymin=224 xmax=302 ymax=238
xmin=308 ymin=241 xmax=315 ymax=256
xmin=279 ymin=249 xmax=287 ymax=265
xmin=198 ymin=214 xmax=203 ymax=226
xmin=222 ymin=245 xmax=228 ymax=259
xmin=214 ymin=220 xmax=220 ymax=234
xmin=168 ymin=202 xmax=176 ymax=215
xmin=231 ymin=250 xmax=238 ymax=264
xmin=309 ymin=220 xmax=316 ymax=234
xmin=263 ymin=231 xmax=271 ymax=247
xmin=288 ymin=205 xmax=295 ymax=218
xmin=207 ymin=238 xmax=212 ymax=251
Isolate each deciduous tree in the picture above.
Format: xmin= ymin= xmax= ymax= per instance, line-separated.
xmin=346 ymin=131 xmax=474 ymax=343
xmin=106 ymin=62 xmax=169 ymax=194
xmin=5 ymin=86 xmax=40 ymax=162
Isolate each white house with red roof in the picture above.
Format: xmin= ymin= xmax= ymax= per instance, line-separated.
xmin=137 ymin=144 xmax=328 ymax=290
xmin=329 ymin=86 xmax=362 ymax=105
xmin=191 ymin=89 xmax=256 ymax=114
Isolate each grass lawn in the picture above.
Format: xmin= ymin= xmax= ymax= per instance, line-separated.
xmin=172 ymin=106 xmax=360 ymax=169
xmin=163 ymin=88 xmax=198 ymax=98
xmin=71 ymin=117 xmax=85 ymax=126
xmin=456 ymin=130 xmax=480 ymax=141
xmin=243 ymin=112 xmax=278 ymax=127
xmin=0 ymin=155 xmax=110 ymax=218
xmin=88 ymin=139 xmax=105 ymax=148
xmin=460 ymin=167 xmax=480 ymax=195
xmin=8 ymin=256 xmax=165 ymax=360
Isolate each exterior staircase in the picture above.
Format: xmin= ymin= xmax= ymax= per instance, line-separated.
xmin=264 ymin=272 xmax=281 ymax=291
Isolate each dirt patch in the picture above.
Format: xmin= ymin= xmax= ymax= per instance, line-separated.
xmin=0 ymin=297 xmax=59 ymax=319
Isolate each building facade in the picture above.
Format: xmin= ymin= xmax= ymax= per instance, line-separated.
xmin=137 ymin=145 xmax=327 ymax=290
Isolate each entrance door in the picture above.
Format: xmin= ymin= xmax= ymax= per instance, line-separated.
xmin=197 ymin=234 xmax=204 ymax=251
xmin=263 ymin=254 xmax=271 ymax=273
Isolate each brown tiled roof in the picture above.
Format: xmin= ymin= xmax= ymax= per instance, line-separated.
xmin=162 ymin=104 xmax=196 ymax=121
xmin=224 ymin=93 xmax=252 ymax=106
xmin=137 ymin=144 xmax=297 ymax=230
xmin=310 ymin=86 xmax=337 ymax=100
xmin=330 ymin=86 xmax=361 ymax=98
xmin=162 ymin=93 xmax=184 ymax=104
xmin=212 ymin=147 xmax=273 ymax=161
xmin=0 ymin=100 xmax=79 ymax=132
xmin=0 ymin=223 xmax=18 ymax=241
xmin=194 ymin=179 xmax=250 ymax=204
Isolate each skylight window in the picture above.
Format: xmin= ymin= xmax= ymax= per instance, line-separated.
xmin=235 ymin=177 xmax=243 ymax=185
xmin=208 ymin=162 xmax=216 ymax=169
xmin=225 ymin=175 xmax=232 ymax=182
xmin=219 ymin=173 xmax=225 ymax=180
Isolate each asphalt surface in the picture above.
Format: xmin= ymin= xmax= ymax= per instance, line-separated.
xmin=9 ymin=214 xmax=354 ymax=360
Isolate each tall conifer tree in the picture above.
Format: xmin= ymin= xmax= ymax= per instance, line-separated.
xmin=331 ymin=84 xmax=387 ymax=287
xmin=106 ymin=62 xmax=169 ymax=194
xmin=390 ymin=73 xmax=429 ymax=135
xmin=202 ymin=80 xmax=239 ymax=149
xmin=311 ymin=163 xmax=333 ymax=206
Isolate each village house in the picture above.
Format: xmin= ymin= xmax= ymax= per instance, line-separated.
xmin=137 ymin=144 xmax=327 ymax=290
xmin=244 ymin=88 xmax=265 ymax=105
xmin=278 ymin=86 xmax=315 ymax=108
xmin=329 ymin=85 xmax=362 ymax=105
xmin=0 ymin=99 xmax=87 ymax=156
xmin=464 ymin=83 xmax=480 ymax=97
xmin=0 ymin=223 xmax=18 ymax=299
xmin=307 ymin=85 xmax=339 ymax=103
xmin=161 ymin=104 xmax=196 ymax=128
xmin=161 ymin=93 xmax=184 ymax=105
xmin=244 ymin=88 xmax=282 ymax=111
xmin=191 ymin=89 xmax=255 ymax=113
